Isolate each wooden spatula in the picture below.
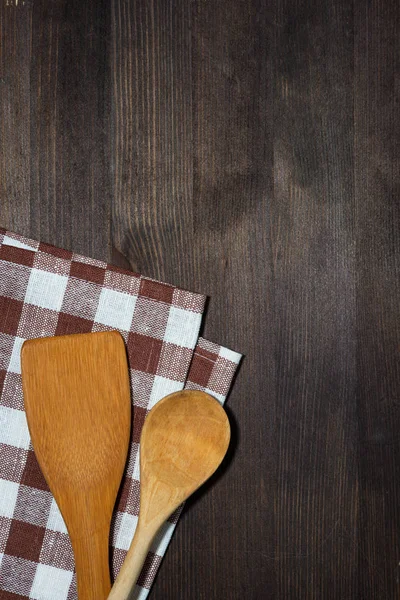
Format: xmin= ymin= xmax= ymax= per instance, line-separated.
xmin=21 ymin=331 xmax=132 ymax=600
xmin=108 ymin=389 xmax=230 ymax=600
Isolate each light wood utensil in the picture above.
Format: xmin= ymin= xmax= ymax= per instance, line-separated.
xmin=107 ymin=389 xmax=230 ymax=600
xmin=21 ymin=331 xmax=132 ymax=600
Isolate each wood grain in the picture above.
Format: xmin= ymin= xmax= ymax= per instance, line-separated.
xmin=355 ymin=2 xmax=400 ymax=598
xmin=0 ymin=0 xmax=31 ymax=233
xmin=271 ymin=1 xmax=358 ymax=597
xmin=21 ymin=331 xmax=131 ymax=600
xmin=1 ymin=0 xmax=400 ymax=597
xmin=0 ymin=0 xmax=111 ymax=258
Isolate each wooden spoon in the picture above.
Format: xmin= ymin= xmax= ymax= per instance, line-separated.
xmin=108 ymin=389 xmax=230 ymax=600
xmin=21 ymin=331 xmax=131 ymax=600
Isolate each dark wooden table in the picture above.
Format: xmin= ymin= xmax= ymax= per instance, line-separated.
xmin=1 ymin=1 xmax=399 ymax=598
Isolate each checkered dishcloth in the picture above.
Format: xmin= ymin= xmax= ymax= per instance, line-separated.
xmin=0 ymin=228 xmax=241 ymax=600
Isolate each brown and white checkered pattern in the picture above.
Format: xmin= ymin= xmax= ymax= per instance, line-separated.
xmin=0 ymin=228 xmax=241 ymax=600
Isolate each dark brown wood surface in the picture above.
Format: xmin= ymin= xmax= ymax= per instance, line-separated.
xmin=1 ymin=0 xmax=399 ymax=598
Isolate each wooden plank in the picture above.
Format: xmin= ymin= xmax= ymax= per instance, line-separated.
xmin=186 ymin=2 xmax=276 ymax=599
xmin=271 ymin=1 xmax=359 ymax=597
xmin=0 ymin=0 xmax=111 ymax=260
xmin=111 ymin=0 xmax=194 ymax=281
xmin=0 ymin=0 xmax=32 ymax=234
xmin=354 ymin=1 xmax=400 ymax=597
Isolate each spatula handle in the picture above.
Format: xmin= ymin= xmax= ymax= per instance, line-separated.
xmin=73 ymin=528 xmax=111 ymax=600
xmin=108 ymin=521 xmax=154 ymax=600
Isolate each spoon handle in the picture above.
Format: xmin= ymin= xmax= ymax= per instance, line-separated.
xmin=108 ymin=521 xmax=155 ymax=600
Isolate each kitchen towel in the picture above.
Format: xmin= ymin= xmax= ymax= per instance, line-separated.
xmin=0 ymin=228 xmax=241 ymax=600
